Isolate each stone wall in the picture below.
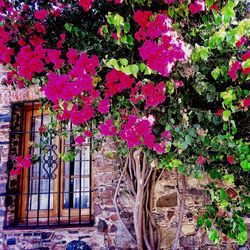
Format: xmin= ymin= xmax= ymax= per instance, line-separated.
xmin=0 ymin=69 xmax=247 ymax=249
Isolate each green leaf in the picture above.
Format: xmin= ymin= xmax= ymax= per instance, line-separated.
xmin=200 ymin=47 xmax=209 ymax=61
xmin=119 ymin=58 xmax=128 ymax=66
xmin=240 ymin=160 xmax=250 ymax=171
xmin=206 ymin=0 xmax=215 ymax=8
xmin=121 ymin=35 xmax=127 ymax=43
xmin=236 ymin=231 xmax=247 ymax=245
xmin=205 ymin=219 xmax=212 ymax=229
xmin=168 ymin=6 xmax=175 ymax=18
xmin=197 ymin=217 xmax=204 ymax=227
xmin=211 ymin=68 xmax=220 ymax=80
xmin=242 ymin=59 xmax=250 ymax=69
xmin=127 ymin=35 xmax=134 ymax=45
xmin=106 ymin=59 xmax=120 ymax=70
xmin=222 ymin=110 xmax=231 ymax=121
xmin=185 ymin=135 xmax=193 ymax=145
xmin=219 ymin=189 xmax=227 ymax=201
xmin=207 ymin=229 xmax=220 ymax=243
xmin=223 ymin=174 xmax=234 ymax=185
xmin=64 ymin=23 xmax=72 ymax=32
xmin=124 ymin=22 xmax=130 ymax=33
xmin=122 ymin=64 xmax=139 ymax=77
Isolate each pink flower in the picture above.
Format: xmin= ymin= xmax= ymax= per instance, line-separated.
xmin=79 ymin=0 xmax=95 ymax=11
xmin=66 ymin=48 xmax=78 ymax=64
xmin=16 ymin=155 xmax=32 ymax=168
xmin=39 ymin=126 xmax=47 ymax=133
xmin=228 ymin=61 xmax=242 ymax=80
xmin=99 ymin=119 xmax=117 ymax=136
xmin=71 ymin=106 xmax=94 ymax=125
xmin=242 ymin=50 xmax=250 ymax=61
xmin=10 ymin=168 xmax=22 ymax=175
xmin=235 ymin=36 xmax=247 ymax=48
xmin=46 ymin=49 xmax=64 ymax=69
xmin=189 ymin=0 xmax=205 ymax=14
xmin=141 ymin=82 xmax=166 ymax=109
xmin=75 ymin=135 xmax=86 ymax=144
xmin=242 ymin=67 xmax=250 ymax=75
xmin=34 ymin=9 xmax=48 ymax=20
xmin=134 ymin=10 xmax=152 ymax=28
xmin=84 ymin=130 xmax=92 ymax=137
xmin=215 ymin=109 xmax=224 ymax=116
xmin=105 ymin=69 xmax=135 ymax=97
xmin=111 ymin=32 xmax=119 ymax=40
xmin=210 ymin=3 xmax=219 ymax=12
xmin=143 ymin=134 xmax=156 ymax=149
xmin=98 ymin=99 xmax=110 ymax=114
xmin=243 ymin=98 xmax=250 ymax=108
xmin=227 ymin=156 xmax=234 ymax=165
xmin=153 ymin=143 xmax=166 ymax=154
xmin=161 ymin=130 xmax=172 ymax=141
xmin=165 ymin=0 xmax=175 ymax=4
xmin=197 ymin=155 xmax=206 ymax=165
xmin=174 ymin=80 xmax=184 ymax=88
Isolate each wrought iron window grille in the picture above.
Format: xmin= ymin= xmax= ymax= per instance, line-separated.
xmin=4 ymin=101 xmax=93 ymax=228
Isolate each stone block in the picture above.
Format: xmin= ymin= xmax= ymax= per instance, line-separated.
xmin=160 ymin=228 xmax=176 ymax=249
xmin=110 ymin=224 xmax=117 ymax=233
xmin=7 ymin=238 xmax=16 ymax=245
xmin=156 ymin=192 xmax=178 ymax=207
xmin=41 ymin=232 xmax=52 ymax=239
xmin=98 ymin=219 xmax=108 ymax=233
xmin=181 ymin=224 xmax=196 ymax=236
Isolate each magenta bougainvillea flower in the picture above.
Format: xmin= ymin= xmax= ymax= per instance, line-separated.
xmin=189 ymin=0 xmax=205 ymax=14
xmin=34 ymin=9 xmax=48 ymax=20
xmin=99 ymin=119 xmax=117 ymax=136
xmin=98 ymin=99 xmax=110 ymax=114
xmin=197 ymin=155 xmax=207 ymax=165
xmin=75 ymin=135 xmax=86 ymax=144
xmin=135 ymin=11 xmax=190 ymax=77
xmin=105 ymin=69 xmax=135 ymax=97
xmin=228 ymin=61 xmax=242 ymax=80
xmin=235 ymin=36 xmax=247 ymax=48
xmin=10 ymin=155 xmax=32 ymax=175
xmin=227 ymin=156 xmax=235 ymax=165
xmin=243 ymin=98 xmax=250 ymax=108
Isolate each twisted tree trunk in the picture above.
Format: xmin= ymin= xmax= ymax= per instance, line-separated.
xmin=114 ymin=149 xmax=161 ymax=250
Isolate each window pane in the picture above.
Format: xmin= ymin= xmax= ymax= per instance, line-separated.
xmin=28 ymin=178 xmax=53 ymax=210
xmin=63 ymin=178 xmax=90 ymax=209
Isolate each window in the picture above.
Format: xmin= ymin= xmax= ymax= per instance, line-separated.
xmin=6 ymin=101 xmax=93 ymax=227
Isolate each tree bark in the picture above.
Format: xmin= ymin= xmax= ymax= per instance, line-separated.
xmin=172 ymin=173 xmax=186 ymax=250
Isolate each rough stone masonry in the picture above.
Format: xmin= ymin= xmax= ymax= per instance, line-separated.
xmin=0 ymin=65 xmax=246 ymax=249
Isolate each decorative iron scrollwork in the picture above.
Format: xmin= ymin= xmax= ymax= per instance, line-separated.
xmin=42 ymin=144 xmax=58 ymax=179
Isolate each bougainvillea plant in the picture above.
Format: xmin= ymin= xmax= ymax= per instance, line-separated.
xmin=0 ymin=0 xmax=250 ymax=249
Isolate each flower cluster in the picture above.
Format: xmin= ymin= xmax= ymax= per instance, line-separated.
xmin=0 ymin=27 xmax=13 ymax=64
xmin=135 ymin=11 xmax=190 ymax=77
xmin=119 ymin=115 xmax=171 ymax=153
xmin=43 ymin=51 xmax=100 ymax=126
xmin=228 ymin=50 xmax=250 ymax=80
xmin=130 ymin=81 xmax=166 ymax=109
xmin=99 ymin=119 xmax=117 ymax=136
xmin=104 ymin=69 xmax=135 ymax=97
xmin=189 ymin=0 xmax=205 ymax=14
xmin=79 ymin=0 xmax=122 ymax=11
xmin=165 ymin=0 xmax=186 ymax=4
